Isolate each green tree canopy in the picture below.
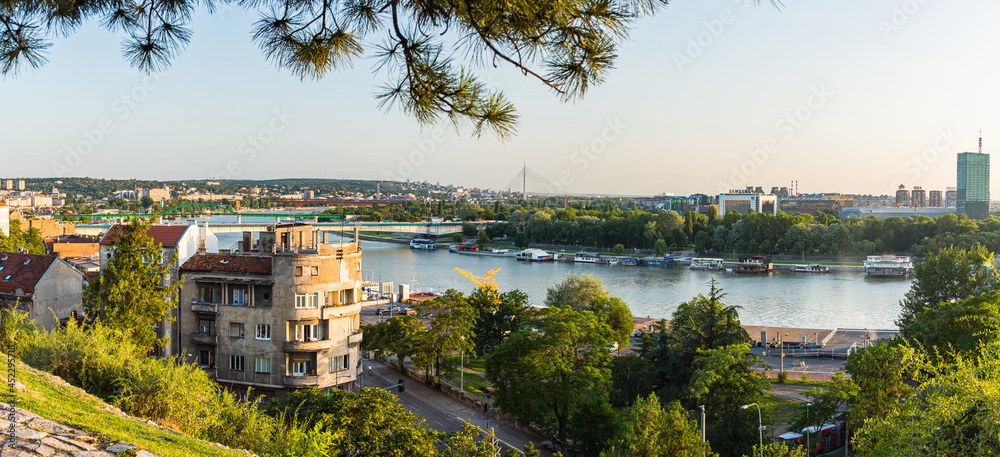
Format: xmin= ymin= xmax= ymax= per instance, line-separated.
xmin=898 ymin=245 xmax=1000 ymax=332
xmin=545 ymin=273 xmax=633 ymax=347
xmin=486 ymin=306 xmax=612 ymax=441
xmin=413 ymin=289 xmax=477 ymax=387
xmin=468 ymin=287 xmax=532 ymax=357
xmin=0 ymin=220 xmax=45 ymax=254
xmin=688 ymin=343 xmax=768 ymax=457
xmin=903 ymin=290 xmax=1000 ymax=359
xmin=601 ymin=394 xmax=713 ymax=457
xmin=84 ymin=218 xmax=181 ymax=350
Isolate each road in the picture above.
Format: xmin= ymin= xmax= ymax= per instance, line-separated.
xmin=361 ymin=359 xmax=552 ymax=456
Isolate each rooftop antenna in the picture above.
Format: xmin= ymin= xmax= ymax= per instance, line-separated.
xmin=979 ymin=131 xmax=983 ymax=154
xmin=522 ymin=162 xmax=526 ymax=201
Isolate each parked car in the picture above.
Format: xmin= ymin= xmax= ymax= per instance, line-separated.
xmin=375 ymin=307 xmax=392 ymax=316
xmin=397 ymin=307 xmax=415 ymax=315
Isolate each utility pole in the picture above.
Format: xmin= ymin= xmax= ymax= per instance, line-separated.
xmin=699 ymin=405 xmax=706 ymax=457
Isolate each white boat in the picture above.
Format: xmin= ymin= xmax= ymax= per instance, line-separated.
xmin=517 ymin=248 xmax=555 ymax=262
xmin=791 ymin=263 xmax=832 ymax=273
xmin=409 ymin=238 xmax=439 ymax=250
xmin=574 ymin=252 xmax=601 ymax=263
xmin=864 ymin=255 xmax=913 ymax=277
xmin=595 ymin=256 xmax=619 ymax=265
xmin=690 ymin=258 xmax=726 ymax=271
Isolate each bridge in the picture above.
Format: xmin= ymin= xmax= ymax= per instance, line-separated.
xmin=74 ymin=221 xmax=496 ymax=237
xmin=54 ymin=200 xmax=410 ymax=220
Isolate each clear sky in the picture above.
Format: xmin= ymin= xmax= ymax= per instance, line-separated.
xmin=1 ymin=0 xmax=996 ymax=196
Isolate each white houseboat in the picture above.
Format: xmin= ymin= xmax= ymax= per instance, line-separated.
xmin=409 ymin=238 xmax=439 ymax=250
xmin=864 ymin=255 xmax=913 ymax=277
xmin=574 ymin=252 xmax=601 ymax=263
xmin=690 ymin=258 xmax=726 ymax=271
xmin=517 ymin=248 xmax=556 ymax=262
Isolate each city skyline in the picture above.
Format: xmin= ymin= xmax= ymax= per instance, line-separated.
xmin=1 ymin=1 xmax=997 ymax=196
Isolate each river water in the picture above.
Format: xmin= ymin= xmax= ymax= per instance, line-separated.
xmin=216 ymin=232 xmax=909 ymax=329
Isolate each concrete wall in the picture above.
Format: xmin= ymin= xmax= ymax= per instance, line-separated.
xmin=29 ymin=259 xmax=85 ymax=330
xmin=50 ymin=242 xmax=99 ymax=259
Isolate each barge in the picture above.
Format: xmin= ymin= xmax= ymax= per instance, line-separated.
xmin=864 ymin=255 xmax=913 ymax=277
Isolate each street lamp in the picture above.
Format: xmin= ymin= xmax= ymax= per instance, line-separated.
xmin=699 ymin=405 xmax=706 ymax=457
xmin=741 ymin=403 xmax=763 ymax=457
xmin=806 ymin=402 xmax=812 ymax=456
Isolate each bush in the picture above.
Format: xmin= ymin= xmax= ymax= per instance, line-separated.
xmin=777 ymin=370 xmax=789 ymax=383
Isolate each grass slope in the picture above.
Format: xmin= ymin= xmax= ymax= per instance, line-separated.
xmin=13 ymin=361 xmax=247 ymax=457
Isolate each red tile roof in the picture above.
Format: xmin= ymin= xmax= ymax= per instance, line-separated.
xmin=180 ymin=254 xmax=272 ymax=276
xmin=0 ymin=253 xmax=59 ymax=294
xmin=99 ymin=224 xmax=190 ymax=248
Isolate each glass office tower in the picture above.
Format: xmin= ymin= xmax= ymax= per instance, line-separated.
xmin=957 ymin=152 xmax=990 ymax=219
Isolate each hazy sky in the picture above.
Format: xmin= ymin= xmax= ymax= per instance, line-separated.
xmin=1 ymin=0 xmax=996 ymax=196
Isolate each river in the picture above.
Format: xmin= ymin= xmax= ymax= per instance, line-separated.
xmin=216 ymin=232 xmax=909 ymax=329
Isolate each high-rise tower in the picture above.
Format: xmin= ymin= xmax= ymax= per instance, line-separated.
xmin=957 ymin=132 xmax=990 ymax=220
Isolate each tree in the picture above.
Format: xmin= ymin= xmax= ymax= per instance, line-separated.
xmin=414 ymin=290 xmax=477 ymax=388
xmin=566 ymin=392 xmax=619 ymax=456
xmin=844 ymin=340 xmax=922 ymax=431
xmin=486 ymin=307 xmax=613 ymax=441
xmin=903 ymin=291 xmax=1000 ymax=359
xmin=441 ymin=423 xmax=504 ymax=457
xmin=476 ymin=230 xmax=491 ymax=245
xmin=452 ymin=233 xmax=464 ymax=243
xmin=609 ymin=355 xmax=654 ymax=408
xmin=545 ymin=273 xmax=633 ymax=348
xmin=469 ymin=287 xmax=532 ymax=357
xmin=0 ymin=220 xmax=46 ymax=254
xmin=897 ymin=245 xmax=1000 ymax=332
xmin=267 ymin=388 xmax=438 ymax=456
xmin=688 ymin=344 xmax=768 ymax=457
xmin=851 ymin=342 xmax=1000 ymax=457
xmin=745 ymin=442 xmax=806 ymax=457
xmin=653 ymin=238 xmax=668 ymax=257
xmin=140 ymin=196 xmax=154 ymax=208
xmin=601 ymin=394 xmax=712 ymax=457
xmin=514 ymin=232 xmax=530 ymax=249
xmin=613 ymin=243 xmax=625 ymax=256
xmin=643 ymin=280 xmax=749 ymax=400
xmin=462 ymin=222 xmax=478 ymax=236
xmin=84 ymin=219 xmax=181 ymax=350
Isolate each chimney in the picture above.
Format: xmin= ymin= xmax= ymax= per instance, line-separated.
xmin=242 ymin=231 xmax=252 ymax=253
xmin=198 ymin=222 xmax=208 ymax=253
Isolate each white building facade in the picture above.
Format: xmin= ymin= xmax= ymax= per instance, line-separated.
xmin=718 ymin=191 xmax=780 ymax=216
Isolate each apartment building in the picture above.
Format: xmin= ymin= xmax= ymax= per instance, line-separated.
xmin=0 ymin=252 xmax=85 ymax=329
xmin=177 ymin=223 xmax=363 ymax=400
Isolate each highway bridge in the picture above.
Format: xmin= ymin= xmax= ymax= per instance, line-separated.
xmin=74 ymin=220 xmax=496 ymax=237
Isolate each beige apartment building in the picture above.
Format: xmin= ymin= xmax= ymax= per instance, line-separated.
xmin=178 ymin=223 xmax=363 ymax=400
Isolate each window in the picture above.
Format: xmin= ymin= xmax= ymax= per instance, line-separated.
xmin=230 ymin=355 xmax=244 ymax=372
xmin=255 ymin=324 xmax=271 ymax=340
xmin=294 ymin=324 xmax=319 ymax=342
xmin=233 ymin=289 xmax=247 ymax=306
xmin=311 ymin=266 xmax=319 ymax=276
xmin=330 ymin=354 xmax=350 ymax=372
xmin=198 ymin=350 xmax=215 ymax=367
xmin=199 ymin=286 xmax=220 ymax=303
xmin=295 ymin=266 xmax=303 ymax=276
xmin=197 ymin=319 xmax=215 ymax=335
xmin=255 ymin=357 xmax=271 ymax=374
xmin=229 ymin=323 xmax=245 ymax=339
xmin=294 ymin=294 xmax=318 ymax=309
xmin=292 ymin=359 xmax=311 ymax=377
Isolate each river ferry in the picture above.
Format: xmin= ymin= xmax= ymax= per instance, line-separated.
xmin=690 ymin=258 xmax=725 ymax=271
xmin=620 ymin=257 xmax=640 ymax=266
xmin=864 ymin=255 xmax=913 ymax=277
xmin=735 ymin=256 xmax=773 ymax=274
xmin=595 ymin=256 xmax=619 ymax=265
xmin=790 ymin=263 xmax=832 ymax=273
xmin=409 ymin=238 xmax=439 ymax=250
xmin=517 ymin=248 xmax=556 ymax=262
xmin=574 ymin=252 xmax=601 ymax=263
xmin=641 ymin=255 xmax=677 ymax=267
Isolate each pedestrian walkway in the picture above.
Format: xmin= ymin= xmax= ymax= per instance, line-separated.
xmin=368 ymin=359 xmax=552 ymax=456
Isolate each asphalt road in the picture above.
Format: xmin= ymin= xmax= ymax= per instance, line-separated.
xmin=362 ymin=359 xmax=552 ymax=456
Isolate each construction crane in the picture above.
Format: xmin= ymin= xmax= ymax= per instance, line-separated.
xmin=454 ymin=267 xmax=502 ymax=290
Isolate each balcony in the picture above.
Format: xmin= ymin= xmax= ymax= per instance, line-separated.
xmin=283 ymin=339 xmax=330 ymax=352
xmin=190 ymin=301 xmax=220 ymax=314
xmin=348 ymin=330 xmax=363 ymax=347
xmin=322 ymin=302 xmax=361 ymax=319
xmin=284 ymin=375 xmax=320 ymax=388
xmin=191 ymin=332 xmax=218 ymax=345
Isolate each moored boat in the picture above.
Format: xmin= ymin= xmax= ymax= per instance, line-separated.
xmin=864 ymin=255 xmax=913 ymax=277
xmin=690 ymin=258 xmax=725 ymax=271
xmin=790 ymin=263 xmax=832 ymax=273
xmin=620 ymin=257 xmax=640 ymax=266
xmin=517 ymin=248 xmax=556 ymax=262
xmin=574 ymin=252 xmax=600 ymax=263
xmin=735 ymin=256 xmax=773 ymax=274
xmin=409 ymin=238 xmax=439 ymax=250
